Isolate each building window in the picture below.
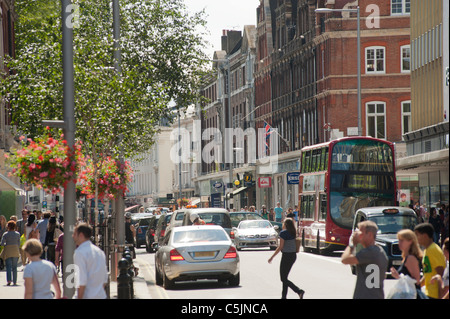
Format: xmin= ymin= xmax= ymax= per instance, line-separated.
xmin=366 ymin=102 xmax=386 ymax=139
xmin=401 ymin=45 xmax=411 ymax=72
xmin=391 ymin=0 xmax=410 ymax=15
xmin=402 ymin=101 xmax=412 ymax=136
xmin=366 ymin=46 xmax=385 ymax=74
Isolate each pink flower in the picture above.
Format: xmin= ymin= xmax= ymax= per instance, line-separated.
xmin=39 ymin=172 xmax=48 ymax=178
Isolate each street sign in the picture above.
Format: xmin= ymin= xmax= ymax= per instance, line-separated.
xmin=287 ymin=172 xmax=300 ymax=185
xmin=210 ymin=193 xmax=221 ymax=208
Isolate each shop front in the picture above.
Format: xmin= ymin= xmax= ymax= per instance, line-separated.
xmin=396 ymin=148 xmax=449 ymax=208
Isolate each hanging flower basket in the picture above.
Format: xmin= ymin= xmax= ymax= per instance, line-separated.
xmin=78 ymin=156 xmax=133 ymax=200
xmin=5 ymin=132 xmax=85 ymax=194
xmin=177 ymin=197 xmax=190 ymax=207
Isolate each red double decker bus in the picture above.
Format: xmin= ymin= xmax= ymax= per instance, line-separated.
xmin=298 ymin=137 xmax=397 ymax=253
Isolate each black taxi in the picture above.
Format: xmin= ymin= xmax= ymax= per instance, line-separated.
xmin=350 ymin=207 xmax=418 ymax=274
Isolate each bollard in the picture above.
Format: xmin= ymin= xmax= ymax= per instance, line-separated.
xmin=123 ymin=249 xmax=134 ymax=298
xmin=117 ymin=258 xmax=130 ymax=299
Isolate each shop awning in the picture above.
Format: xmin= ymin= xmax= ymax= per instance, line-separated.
xmin=226 ymin=187 xmax=248 ymax=199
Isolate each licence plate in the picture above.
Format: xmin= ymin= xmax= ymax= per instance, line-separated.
xmin=194 ymin=251 xmax=215 ymax=257
xmin=392 ymin=260 xmax=402 ymax=266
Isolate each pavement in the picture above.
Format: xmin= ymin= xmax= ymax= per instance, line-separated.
xmin=0 ymin=259 xmax=151 ymax=299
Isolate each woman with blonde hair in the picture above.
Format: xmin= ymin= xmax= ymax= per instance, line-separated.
xmin=391 ymin=229 xmax=423 ymax=287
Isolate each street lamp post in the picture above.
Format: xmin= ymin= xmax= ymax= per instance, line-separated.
xmin=112 ymin=0 xmax=125 ymax=247
xmin=315 ymin=7 xmax=362 ymax=136
xmin=61 ymin=0 xmax=76 ymax=299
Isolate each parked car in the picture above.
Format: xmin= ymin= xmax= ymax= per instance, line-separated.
xmin=131 ymin=213 xmax=155 ymax=248
xmin=350 ymin=207 xmax=418 ymax=275
xmin=233 ymin=220 xmax=278 ymax=251
xmin=146 ymin=212 xmax=172 ymax=253
xmin=229 ymin=212 xmax=282 ymax=233
xmin=182 ymin=208 xmax=233 ymax=239
xmin=154 ymin=225 xmax=240 ymax=289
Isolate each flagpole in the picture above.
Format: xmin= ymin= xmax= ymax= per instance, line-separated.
xmin=264 ymin=121 xmax=290 ymax=150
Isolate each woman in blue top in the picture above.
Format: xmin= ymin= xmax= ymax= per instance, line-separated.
xmin=268 ymin=218 xmax=305 ymax=299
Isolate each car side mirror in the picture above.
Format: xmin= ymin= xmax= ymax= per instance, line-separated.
xmin=274 ymin=225 xmax=279 ymax=230
xmin=151 ymin=242 xmax=159 ymax=251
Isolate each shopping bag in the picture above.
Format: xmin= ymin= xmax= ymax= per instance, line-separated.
xmin=387 ymin=274 xmax=417 ymax=299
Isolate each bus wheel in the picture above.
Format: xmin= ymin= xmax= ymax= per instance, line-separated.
xmin=316 ymin=232 xmax=322 ymax=255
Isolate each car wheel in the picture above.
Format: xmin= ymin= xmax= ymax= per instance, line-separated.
xmin=228 ymin=273 xmax=240 ymax=287
xmin=163 ymin=271 xmax=175 ymax=290
xmin=155 ymin=264 xmax=163 ymax=286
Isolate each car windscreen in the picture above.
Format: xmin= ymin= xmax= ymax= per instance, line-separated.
xmin=239 ymin=220 xmax=272 ymax=229
xmin=173 ymin=229 xmax=229 ymax=244
xmin=198 ymin=213 xmax=231 ymax=228
xmin=370 ymin=215 xmax=418 ymax=234
xmin=137 ymin=218 xmax=153 ymax=227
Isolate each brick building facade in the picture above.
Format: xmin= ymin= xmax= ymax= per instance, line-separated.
xmin=253 ymin=0 xmax=412 ymax=209
xmin=254 ymin=0 xmax=411 ymax=153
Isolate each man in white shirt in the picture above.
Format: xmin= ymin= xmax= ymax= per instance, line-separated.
xmin=72 ymin=223 xmax=108 ymax=299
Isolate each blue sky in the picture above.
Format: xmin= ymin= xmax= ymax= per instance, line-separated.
xmin=184 ymin=0 xmax=260 ymax=58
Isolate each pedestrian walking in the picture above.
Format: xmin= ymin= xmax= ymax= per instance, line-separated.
xmin=268 ymin=218 xmax=305 ymax=299
xmin=23 ymin=239 xmax=61 ymax=299
xmin=44 ymin=216 xmax=61 ymax=265
xmin=293 ymin=205 xmax=299 ymax=224
xmin=341 ymin=220 xmax=388 ymax=299
xmin=25 ymin=213 xmax=39 ymax=240
xmin=260 ymin=205 xmax=269 ymax=220
xmin=429 ymin=208 xmax=443 ymax=244
xmin=268 ymin=207 xmax=274 ymax=221
xmin=390 ymin=229 xmax=422 ymax=289
xmin=72 ymin=223 xmax=108 ymax=299
xmin=430 ymin=238 xmax=449 ymax=299
xmin=0 ymin=220 xmax=21 ymax=286
xmin=16 ymin=210 xmax=29 ymax=265
xmin=36 ymin=212 xmax=50 ymax=259
xmin=0 ymin=215 xmax=6 ymax=270
xmin=55 ymin=232 xmax=64 ymax=274
xmin=125 ymin=213 xmax=136 ymax=258
xmin=274 ymin=202 xmax=283 ymax=223
xmin=414 ymin=223 xmax=446 ymax=299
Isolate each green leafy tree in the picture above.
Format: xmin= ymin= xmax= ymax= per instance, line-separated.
xmin=1 ymin=0 xmax=209 ymax=214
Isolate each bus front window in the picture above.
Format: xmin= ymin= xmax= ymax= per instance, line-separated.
xmin=329 ymin=192 xmax=395 ymax=229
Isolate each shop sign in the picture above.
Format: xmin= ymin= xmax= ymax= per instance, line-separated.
xmin=258 ymin=177 xmax=272 ymax=188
